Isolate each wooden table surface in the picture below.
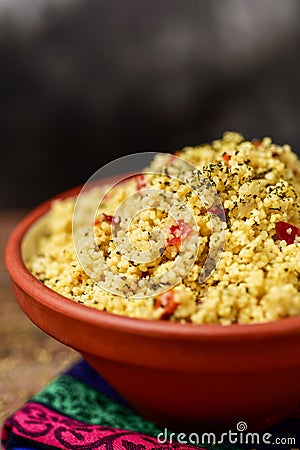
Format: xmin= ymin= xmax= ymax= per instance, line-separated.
xmin=0 ymin=210 xmax=78 ymax=426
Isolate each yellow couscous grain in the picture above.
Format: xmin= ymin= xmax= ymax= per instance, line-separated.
xmin=27 ymin=132 xmax=300 ymax=324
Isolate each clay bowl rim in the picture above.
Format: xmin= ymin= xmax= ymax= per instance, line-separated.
xmin=5 ymin=178 xmax=300 ymax=343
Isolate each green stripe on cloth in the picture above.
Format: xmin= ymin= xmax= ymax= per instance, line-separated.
xmin=33 ymin=374 xmax=243 ymax=450
xmin=33 ymin=374 xmax=161 ymax=435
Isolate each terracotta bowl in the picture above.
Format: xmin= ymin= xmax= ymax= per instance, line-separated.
xmin=5 ymin=177 xmax=300 ymax=433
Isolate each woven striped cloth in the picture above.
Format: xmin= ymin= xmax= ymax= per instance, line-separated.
xmin=2 ymin=360 xmax=299 ymax=450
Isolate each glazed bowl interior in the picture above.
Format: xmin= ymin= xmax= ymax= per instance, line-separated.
xmin=22 ymin=213 xmax=50 ymax=262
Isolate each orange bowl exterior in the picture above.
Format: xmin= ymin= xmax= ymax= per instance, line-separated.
xmin=5 ymin=178 xmax=300 ymax=432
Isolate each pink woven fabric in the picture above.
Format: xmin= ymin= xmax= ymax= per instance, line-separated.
xmin=3 ymin=402 xmax=203 ymax=450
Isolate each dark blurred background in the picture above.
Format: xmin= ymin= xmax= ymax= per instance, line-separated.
xmin=1 ymin=0 xmax=300 ymax=209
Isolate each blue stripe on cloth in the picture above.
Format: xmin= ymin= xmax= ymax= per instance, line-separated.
xmin=64 ymin=359 xmax=131 ymax=408
xmin=11 ymin=448 xmax=35 ymax=450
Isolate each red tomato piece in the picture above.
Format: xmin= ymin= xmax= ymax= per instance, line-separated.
xmin=252 ymin=139 xmax=262 ymax=147
xmin=276 ymin=221 xmax=300 ymax=245
xmin=94 ymin=214 xmax=116 ymax=225
xmin=222 ymin=153 xmax=231 ymax=166
xmin=154 ymin=290 xmax=177 ymax=319
xmin=102 ymin=213 xmax=114 ymax=223
xmin=135 ymin=174 xmax=147 ymax=191
xmin=167 ymin=220 xmax=192 ymax=246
